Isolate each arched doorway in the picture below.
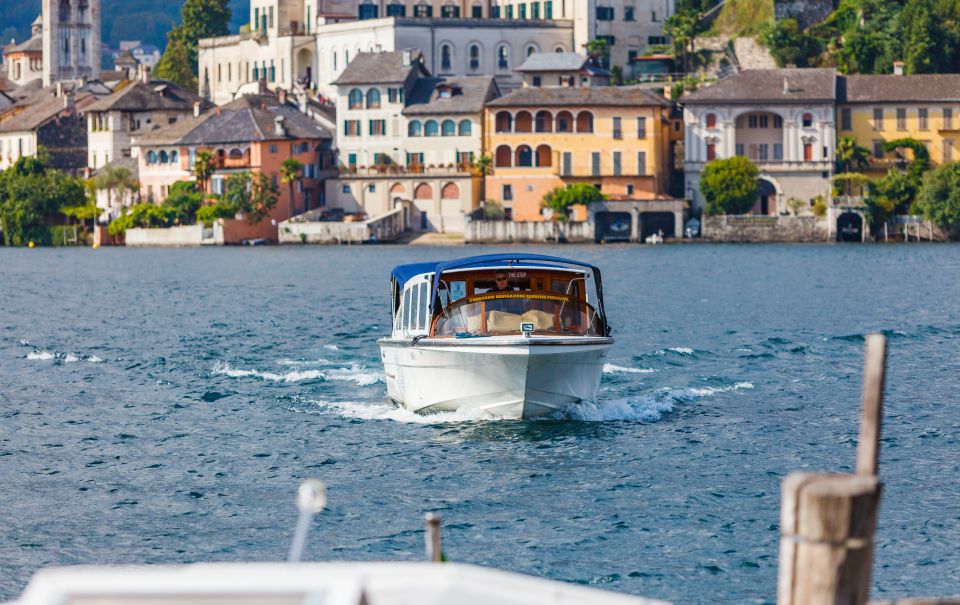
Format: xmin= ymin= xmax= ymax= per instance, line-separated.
xmin=754 ymin=178 xmax=777 ymax=215
xmin=640 ymin=212 xmax=676 ymax=240
xmin=594 ymin=212 xmax=632 ymax=242
xmin=837 ymin=212 xmax=863 ymax=242
xmin=296 ymin=48 xmax=314 ymax=87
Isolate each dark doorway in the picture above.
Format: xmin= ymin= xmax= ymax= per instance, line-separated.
xmin=640 ymin=212 xmax=676 ymax=240
xmin=837 ymin=212 xmax=863 ymax=242
xmin=594 ymin=211 xmax=632 ymax=242
xmin=754 ymin=179 xmax=777 ymax=215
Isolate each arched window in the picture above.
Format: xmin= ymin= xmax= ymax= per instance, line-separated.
xmin=705 ymin=113 xmax=717 ymax=128
xmin=366 ymin=88 xmax=381 ymax=108
xmin=408 ymin=120 xmax=422 ymax=136
xmin=468 ymin=44 xmax=480 ymax=70
xmin=414 ymin=183 xmax=433 ymax=199
xmin=515 ymin=145 xmax=533 ymax=167
xmin=458 ymin=119 xmax=472 ymax=136
xmin=495 ymin=111 xmax=513 ymax=132
xmin=425 ymin=120 xmax=439 ymax=136
xmin=802 ymin=112 xmax=813 ymax=127
xmin=576 ymin=111 xmax=594 ymax=133
xmin=441 ymin=119 xmax=456 ymax=136
xmin=441 ymin=182 xmax=459 ymax=199
xmin=525 ymin=44 xmax=538 ymax=57
xmin=159 ymin=150 xmax=169 ymax=163
xmin=514 ymin=111 xmax=533 ymax=132
xmin=536 ymin=144 xmax=552 ymax=167
xmin=555 ymin=110 xmax=573 ymax=132
xmin=390 ymin=182 xmax=405 ymax=194
xmin=146 ymin=150 xmax=157 ymax=164
xmin=554 ymin=45 xmax=565 ymax=53
xmin=348 ymin=88 xmax=363 ymax=109
xmin=535 ymin=110 xmax=552 ymax=132
xmin=440 ymin=44 xmax=452 ymax=71
xmin=229 ymin=148 xmax=244 ymax=159
xmin=495 ymin=145 xmax=512 ymax=167
xmin=496 ymin=45 xmax=510 ymax=70
xmin=170 ymin=150 xmax=179 ymax=164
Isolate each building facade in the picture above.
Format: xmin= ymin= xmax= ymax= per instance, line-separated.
xmin=0 ymin=90 xmax=95 ymax=172
xmin=484 ymin=86 xmax=678 ymax=226
xmin=42 ymin=0 xmax=101 ymax=86
xmin=514 ymin=52 xmax=610 ymax=88
xmin=5 ymin=17 xmax=44 ymax=87
xmin=328 ymin=50 xmax=497 ymax=232
xmin=682 ymin=68 xmax=837 ymax=216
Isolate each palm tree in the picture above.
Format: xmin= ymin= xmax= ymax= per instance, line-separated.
xmin=92 ymin=164 xmax=140 ymax=213
xmin=835 ymin=136 xmax=871 ymax=197
xmin=280 ymin=157 xmax=304 ymax=217
xmin=471 ymin=154 xmax=493 ymax=206
xmin=193 ymin=150 xmax=216 ymax=197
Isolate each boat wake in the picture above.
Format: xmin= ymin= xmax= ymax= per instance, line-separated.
xmin=289 ymin=382 xmax=754 ymax=424
xmin=24 ymin=349 xmax=104 ymax=363
xmin=212 ymin=360 xmax=383 ymax=386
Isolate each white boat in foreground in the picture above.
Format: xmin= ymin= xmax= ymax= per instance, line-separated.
xmin=379 ymin=253 xmax=614 ymax=419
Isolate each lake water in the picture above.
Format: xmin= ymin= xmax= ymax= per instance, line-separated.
xmin=1 ymin=244 xmax=958 ymax=604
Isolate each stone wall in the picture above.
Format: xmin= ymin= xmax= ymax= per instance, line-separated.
xmin=702 ymin=215 xmax=829 ymax=242
xmin=125 ymin=224 xmax=223 ymax=246
xmin=465 ymin=220 xmax=593 ymax=243
xmin=775 ymin=0 xmax=835 ymax=29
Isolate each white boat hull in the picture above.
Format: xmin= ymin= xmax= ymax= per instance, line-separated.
xmin=378 ymin=336 xmax=612 ymax=419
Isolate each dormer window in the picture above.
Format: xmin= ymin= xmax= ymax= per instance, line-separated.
xmin=439 ymin=87 xmax=452 ymax=98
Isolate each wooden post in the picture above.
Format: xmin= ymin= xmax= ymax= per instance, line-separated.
xmin=424 ymin=512 xmax=442 ymax=562
xmin=857 ymin=334 xmax=886 ymax=477
xmin=777 ymin=334 xmax=887 ymax=605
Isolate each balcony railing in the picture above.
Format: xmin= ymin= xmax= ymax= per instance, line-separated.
xmin=339 ymin=163 xmax=473 ymax=177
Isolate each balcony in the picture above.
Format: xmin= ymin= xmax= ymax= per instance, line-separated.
xmin=339 ymin=163 xmax=473 ymax=177
xmin=685 ymin=159 xmax=832 ymax=172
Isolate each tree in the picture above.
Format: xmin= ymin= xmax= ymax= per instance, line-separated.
xmin=193 ymin=150 xmax=216 ymax=194
xmin=92 ymin=164 xmax=139 ymax=215
xmin=222 ymin=171 xmax=279 ymax=224
xmin=700 ymin=156 xmax=759 ymax=215
xmin=0 ymin=151 xmax=86 ymax=246
xmin=760 ymin=18 xmax=824 ymax=68
xmin=883 ymin=137 xmax=930 ymax=185
xmin=916 ymin=162 xmax=960 ymax=234
xmin=154 ymin=30 xmax=197 ymax=90
xmin=471 ymin=154 xmax=493 ymax=202
xmin=664 ymin=11 xmax=698 ymax=71
xmin=541 ymin=183 xmax=605 ymax=220
xmin=163 ymin=180 xmax=204 ymax=224
xmin=280 ymin=157 xmax=304 ymax=217
xmin=585 ymin=38 xmax=611 ymax=68
xmin=864 ymin=169 xmax=914 ymax=234
xmin=903 ymin=2 xmax=937 ymax=74
xmin=108 ymin=203 xmax=176 ymax=235
xmin=836 ymin=136 xmax=870 ymax=174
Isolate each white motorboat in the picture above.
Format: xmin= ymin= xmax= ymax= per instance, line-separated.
xmin=379 ymin=253 xmax=614 ymax=419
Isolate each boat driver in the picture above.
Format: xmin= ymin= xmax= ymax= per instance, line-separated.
xmin=488 ymin=271 xmax=524 ymax=316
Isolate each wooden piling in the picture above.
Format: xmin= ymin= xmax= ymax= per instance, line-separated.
xmin=777 ymin=334 xmax=887 ymax=605
xmin=424 ymin=513 xmax=442 ymax=562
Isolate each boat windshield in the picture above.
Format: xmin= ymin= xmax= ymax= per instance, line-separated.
xmin=432 ymin=292 xmax=603 ymax=337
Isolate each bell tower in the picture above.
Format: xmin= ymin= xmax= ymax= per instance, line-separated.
xmin=42 ymin=0 xmax=101 ymax=86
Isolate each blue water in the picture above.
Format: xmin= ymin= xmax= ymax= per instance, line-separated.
xmin=1 ymin=245 xmax=958 ymax=604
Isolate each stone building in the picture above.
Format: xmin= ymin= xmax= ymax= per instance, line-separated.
xmin=682 ymin=68 xmax=837 ymax=216
xmin=4 ymin=16 xmax=45 ymax=87
xmin=0 ymin=88 xmax=98 ymax=172
xmin=42 ymin=0 xmax=102 ymax=86
xmin=327 ymin=49 xmax=498 ymax=232
xmin=514 ymin=52 xmax=610 ymax=88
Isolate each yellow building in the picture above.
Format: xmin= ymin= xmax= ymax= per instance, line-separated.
xmin=838 ymin=73 xmax=960 ymax=171
xmin=483 ymin=87 xmax=681 ymax=234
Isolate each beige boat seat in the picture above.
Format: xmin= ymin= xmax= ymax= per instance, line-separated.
xmin=521 ymin=309 xmax=554 ymax=330
xmin=487 ymin=310 xmax=522 ymax=332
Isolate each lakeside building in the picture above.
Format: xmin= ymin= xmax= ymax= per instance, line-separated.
xmin=328 ymin=49 xmax=498 ymax=232
xmin=514 ymin=52 xmax=610 ymax=88
xmin=131 ymin=93 xmax=334 ymax=243
xmin=0 ymin=87 xmax=99 ymax=172
xmin=4 ymin=17 xmax=44 ymax=87
xmin=483 ymin=86 xmax=683 ymax=237
xmin=83 ymin=70 xmax=210 ymax=169
xmin=681 ymin=68 xmax=837 ymax=216
xmin=837 ymin=68 xmax=960 ymax=173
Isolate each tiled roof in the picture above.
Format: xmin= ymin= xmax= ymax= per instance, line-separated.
xmin=332 ymin=49 xmax=430 ymax=85
xmin=486 ymin=86 xmax=670 ymax=107
xmin=682 ymin=68 xmax=837 ymax=104
xmin=5 ymin=36 xmax=42 ymax=54
xmin=516 ymin=52 xmax=589 ymax=72
xmin=83 ymin=80 xmax=209 ymax=113
xmin=131 ymin=113 xmax=212 ymax=145
xmin=0 ymin=92 xmax=96 ymax=133
xmin=403 ymin=76 xmax=497 ymax=115
xmin=840 ymin=74 xmax=960 ymax=103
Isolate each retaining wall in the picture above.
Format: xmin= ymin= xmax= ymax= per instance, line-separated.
xmin=465 ymin=220 xmax=594 ymax=243
xmin=702 ymin=215 xmax=829 ymax=242
xmin=125 ymin=224 xmax=224 ymax=247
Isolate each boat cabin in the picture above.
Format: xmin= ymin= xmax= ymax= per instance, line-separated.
xmin=389 ymin=254 xmax=610 ymax=339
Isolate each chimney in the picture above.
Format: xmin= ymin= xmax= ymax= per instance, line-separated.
xmin=55 ymin=81 xmax=63 ymax=97
xmin=662 ymin=84 xmax=672 ymax=100
xmin=274 ymin=115 xmax=286 ymax=136
xmin=63 ymin=93 xmax=74 ymax=109
xmin=782 ymin=76 xmax=790 ymax=94
xmin=893 ymin=61 xmax=904 ymax=76
xmin=278 ymin=88 xmax=287 ymax=105
xmin=402 ymin=50 xmax=412 ymax=66
xmin=193 ymin=101 xmax=201 ymax=117
xmin=138 ymin=64 xmax=151 ymax=83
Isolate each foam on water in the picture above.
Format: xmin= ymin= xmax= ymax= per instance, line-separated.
xmin=322 ymin=344 xmax=341 ymax=351
xmin=64 ymin=354 xmax=80 ymax=363
xmin=212 ymin=361 xmax=383 ymax=386
xmin=603 ymin=363 xmax=655 ymax=374
xmin=26 ymin=350 xmax=55 ymax=360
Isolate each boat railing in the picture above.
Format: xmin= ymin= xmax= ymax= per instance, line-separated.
xmin=430 ymin=292 xmax=603 ymax=338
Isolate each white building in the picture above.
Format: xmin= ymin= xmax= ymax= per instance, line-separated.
xmin=4 ymin=16 xmax=44 ymax=87
xmin=514 ymin=51 xmax=610 ymax=87
xmin=682 ymin=68 xmax=837 ymax=215
xmin=83 ymin=72 xmax=209 ymax=169
xmin=329 ymin=49 xmax=498 ymax=232
xmin=314 ymin=16 xmax=573 ymax=96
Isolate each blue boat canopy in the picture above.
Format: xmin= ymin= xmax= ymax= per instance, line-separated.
xmin=390 ymin=253 xmax=595 ymax=288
